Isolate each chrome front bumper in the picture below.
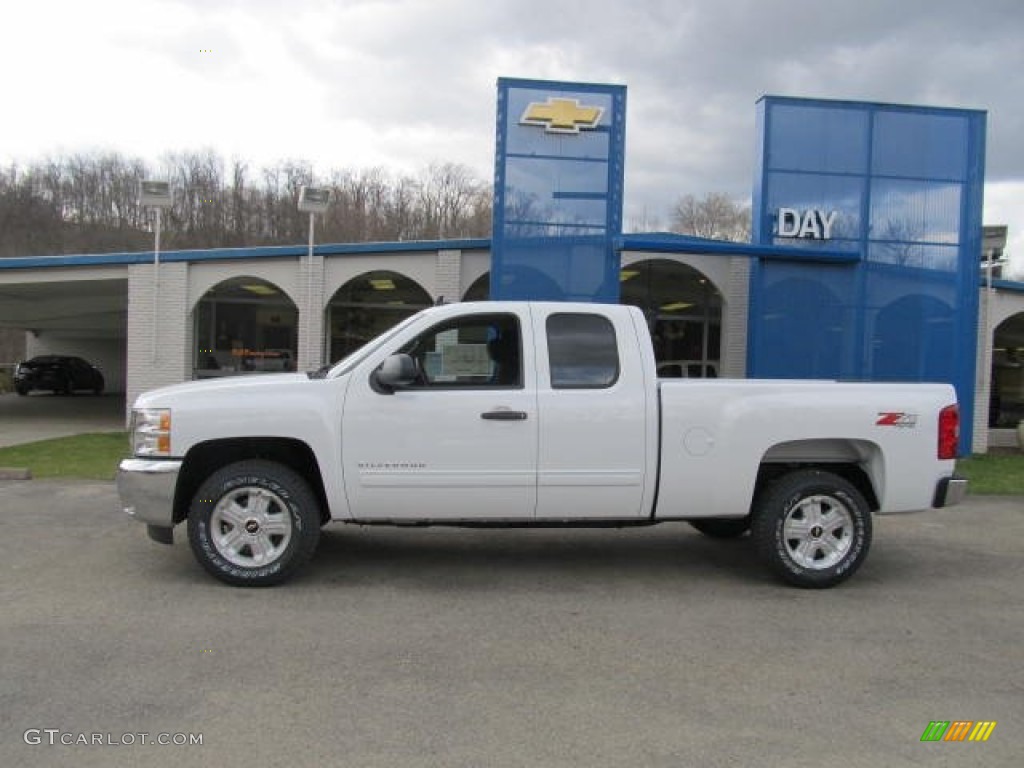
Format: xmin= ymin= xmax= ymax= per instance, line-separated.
xmin=117 ymin=458 xmax=182 ymax=543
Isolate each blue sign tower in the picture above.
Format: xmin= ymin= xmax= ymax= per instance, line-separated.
xmin=750 ymin=96 xmax=986 ymax=453
xmin=491 ymin=78 xmax=627 ymax=302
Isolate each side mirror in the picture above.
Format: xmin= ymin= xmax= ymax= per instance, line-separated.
xmin=372 ymin=353 xmax=418 ymax=393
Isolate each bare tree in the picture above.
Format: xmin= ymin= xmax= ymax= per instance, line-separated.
xmin=0 ymin=150 xmax=494 ymax=256
xmin=385 ymin=174 xmax=419 ymax=241
xmin=670 ymin=192 xmax=750 ymax=242
xmin=225 ymin=159 xmax=250 ymax=246
xmin=626 ymin=207 xmax=662 ymax=233
xmin=0 ymin=161 xmax=65 ymax=255
xmin=416 ymin=162 xmax=485 ymax=239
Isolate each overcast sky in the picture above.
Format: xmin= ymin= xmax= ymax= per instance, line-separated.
xmin=3 ymin=0 xmax=1023 ymax=272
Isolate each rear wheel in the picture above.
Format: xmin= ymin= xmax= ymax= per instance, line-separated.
xmin=752 ymin=469 xmax=872 ymax=588
xmin=187 ymin=460 xmax=320 ymax=587
xmin=689 ymin=517 xmax=751 ymax=539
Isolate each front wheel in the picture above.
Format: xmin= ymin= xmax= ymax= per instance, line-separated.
xmin=752 ymin=470 xmax=872 ymax=588
xmin=187 ymin=460 xmax=320 ymax=587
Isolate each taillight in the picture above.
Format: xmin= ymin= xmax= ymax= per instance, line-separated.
xmin=938 ymin=404 xmax=959 ymax=460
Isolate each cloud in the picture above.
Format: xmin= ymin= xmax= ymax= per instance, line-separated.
xmin=985 ymin=181 xmax=1024 ymax=279
xmin=3 ymin=0 xmax=1023 ymax=233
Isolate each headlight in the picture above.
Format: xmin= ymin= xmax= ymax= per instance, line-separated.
xmin=131 ymin=408 xmax=172 ymax=457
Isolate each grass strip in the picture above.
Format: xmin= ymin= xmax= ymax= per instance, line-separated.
xmin=0 ymin=432 xmax=129 ymax=480
xmin=955 ymin=453 xmax=1024 ymax=496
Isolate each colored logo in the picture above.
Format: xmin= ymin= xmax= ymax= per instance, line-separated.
xmin=876 ymin=412 xmax=918 ymax=428
xmin=920 ymin=721 xmax=997 ymax=742
xmin=520 ymin=98 xmax=603 ymax=134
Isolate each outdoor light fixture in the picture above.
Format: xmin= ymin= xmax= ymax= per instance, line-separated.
xmin=139 ymin=180 xmax=172 ymax=208
xmin=140 ymin=180 xmax=173 ymax=362
xmin=298 ymin=186 xmax=331 ymax=214
xmin=298 ymin=185 xmax=332 ymax=369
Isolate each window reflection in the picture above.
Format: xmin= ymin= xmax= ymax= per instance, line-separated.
xmin=869 ymin=179 xmax=962 ymax=246
xmin=193 ymin=277 xmax=298 ymax=379
xmin=327 ymin=271 xmax=431 ymax=364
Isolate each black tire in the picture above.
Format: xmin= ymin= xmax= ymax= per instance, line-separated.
xmin=187 ymin=460 xmax=320 ymax=587
xmin=15 ymin=385 xmax=29 ymax=396
xmin=751 ymin=469 xmax=872 ymax=589
xmin=689 ymin=517 xmax=751 ymax=539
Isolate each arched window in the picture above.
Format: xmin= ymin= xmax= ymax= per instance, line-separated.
xmin=193 ymin=277 xmax=297 ymax=378
xmin=620 ymin=259 xmax=723 ymax=378
xmin=991 ymin=312 xmax=1024 ymax=428
xmin=463 ymin=272 xmax=490 ymax=302
xmin=872 ymin=294 xmax=954 ymax=382
xmin=326 ymin=271 xmax=431 ymax=363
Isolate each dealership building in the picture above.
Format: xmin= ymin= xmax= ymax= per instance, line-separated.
xmin=1 ymin=83 xmax=1022 ymax=454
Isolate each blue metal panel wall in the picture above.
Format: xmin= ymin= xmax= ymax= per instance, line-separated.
xmin=751 ymin=97 xmax=986 ymax=453
xmin=491 ymin=78 xmax=626 ymax=302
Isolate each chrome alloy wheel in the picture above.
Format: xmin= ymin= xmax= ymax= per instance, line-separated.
xmin=781 ymin=494 xmax=854 ymax=570
xmin=210 ymin=487 xmax=294 ymax=568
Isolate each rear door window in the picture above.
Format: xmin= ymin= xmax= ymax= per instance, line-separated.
xmin=546 ymin=313 xmax=619 ymax=389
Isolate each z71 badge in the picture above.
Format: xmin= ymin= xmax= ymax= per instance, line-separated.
xmin=876 ymin=412 xmax=918 ymax=428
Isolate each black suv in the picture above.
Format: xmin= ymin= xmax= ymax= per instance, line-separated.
xmin=14 ymin=356 xmax=105 ymax=396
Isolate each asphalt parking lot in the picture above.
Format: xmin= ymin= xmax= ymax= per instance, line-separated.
xmin=1 ymin=479 xmax=1021 ymax=768
xmin=0 ymin=392 xmax=125 ymax=447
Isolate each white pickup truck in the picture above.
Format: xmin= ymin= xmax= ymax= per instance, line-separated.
xmin=118 ymin=302 xmax=966 ymax=589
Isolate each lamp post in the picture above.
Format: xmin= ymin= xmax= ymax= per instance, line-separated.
xmin=140 ymin=181 xmax=173 ymax=362
xmin=298 ymin=186 xmax=330 ymax=369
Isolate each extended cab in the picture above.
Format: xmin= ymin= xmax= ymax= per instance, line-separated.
xmin=117 ymin=302 xmax=966 ymax=588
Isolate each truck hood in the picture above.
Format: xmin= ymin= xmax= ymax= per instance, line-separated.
xmin=132 ymin=373 xmax=325 ymax=409
xmin=131 ymin=372 xmax=349 ymax=460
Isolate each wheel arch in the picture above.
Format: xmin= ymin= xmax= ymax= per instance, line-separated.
xmin=755 ymin=438 xmax=882 ymax=512
xmin=173 ymin=437 xmax=330 ymax=525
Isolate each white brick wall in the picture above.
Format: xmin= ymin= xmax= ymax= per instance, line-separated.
xmin=721 ymin=257 xmax=750 ymax=378
xmin=297 ymin=253 xmax=326 ymax=371
xmin=435 ymin=250 xmax=462 ymax=303
xmin=972 ymin=287 xmax=993 ymax=454
xmin=125 ymin=262 xmax=189 ymax=418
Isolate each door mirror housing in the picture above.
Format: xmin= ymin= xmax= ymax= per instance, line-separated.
xmin=372 ymin=353 xmax=419 ymax=393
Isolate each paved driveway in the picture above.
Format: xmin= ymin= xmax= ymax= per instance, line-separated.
xmin=1 ymin=481 xmax=1021 ymax=768
xmin=0 ymin=392 xmax=125 ymax=447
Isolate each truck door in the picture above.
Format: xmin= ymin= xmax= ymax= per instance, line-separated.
xmin=341 ymin=310 xmax=538 ymax=520
xmin=533 ymin=309 xmax=651 ymax=519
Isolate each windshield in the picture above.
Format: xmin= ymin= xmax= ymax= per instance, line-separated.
xmin=322 ymin=311 xmax=428 ymax=377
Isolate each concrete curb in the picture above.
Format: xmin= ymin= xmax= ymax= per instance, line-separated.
xmin=0 ymin=467 xmax=32 ymax=480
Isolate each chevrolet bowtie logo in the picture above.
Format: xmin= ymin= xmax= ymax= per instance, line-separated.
xmin=520 ymin=98 xmax=604 ymax=134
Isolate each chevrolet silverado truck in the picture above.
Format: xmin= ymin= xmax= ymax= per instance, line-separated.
xmin=117 ymin=302 xmax=966 ymax=589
